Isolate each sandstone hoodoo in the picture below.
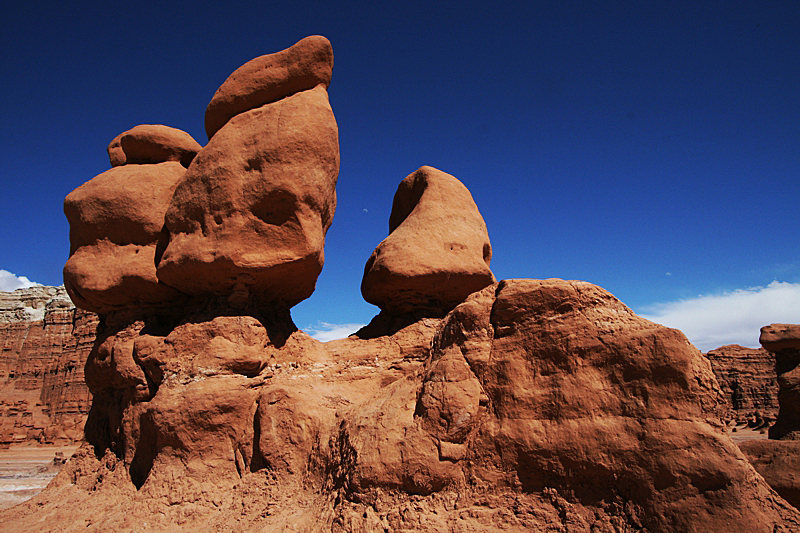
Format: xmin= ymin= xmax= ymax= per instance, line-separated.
xmin=156 ymin=36 xmax=339 ymax=308
xmin=738 ymin=324 xmax=800 ymax=510
xmin=758 ymin=323 xmax=800 ymax=441
xmin=4 ymin=36 xmax=800 ymax=532
xmin=361 ymin=166 xmax=495 ymax=316
xmin=63 ymin=125 xmax=201 ymax=314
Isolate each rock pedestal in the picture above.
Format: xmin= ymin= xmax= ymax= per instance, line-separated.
xmin=361 ymin=166 xmax=495 ymax=316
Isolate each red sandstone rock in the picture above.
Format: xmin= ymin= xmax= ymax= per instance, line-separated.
xmin=361 ymin=166 xmax=495 ymax=315
xmin=706 ymin=344 xmax=778 ymax=424
xmin=204 ymin=35 xmax=333 ymax=139
xmin=158 ymin=83 xmax=338 ymax=308
xmin=759 ymin=324 xmax=800 ymax=440
xmin=761 ymin=324 xmax=800 ymax=353
xmin=740 ymin=440 xmax=800 ymax=510
xmin=63 ymin=160 xmax=188 ymax=314
xmin=107 ymin=124 xmax=202 ymax=168
xmin=4 ymin=280 xmax=797 ymax=532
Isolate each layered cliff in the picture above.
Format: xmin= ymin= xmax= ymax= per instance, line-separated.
xmin=705 ymin=344 xmax=778 ymax=425
xmin=0 ymin=286 xmax=96 ymax=445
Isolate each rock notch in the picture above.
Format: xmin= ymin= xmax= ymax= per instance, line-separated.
xmin=361 ymin=166 xmax=495 ymax=316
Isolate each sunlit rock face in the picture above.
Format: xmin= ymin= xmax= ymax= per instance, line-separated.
xmin=63 ymin=125 xmax=201 ymax=314
xmin=361 ymin=166 xmax=495 ymax=316
xmin=16 ymin=35 xmax=800 ymax=533
xmin=157 ymin=36 xmax=339 ymax=309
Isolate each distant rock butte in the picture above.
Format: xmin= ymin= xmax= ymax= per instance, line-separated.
xmin=0 ymin=286 xmax=96 ymax=446
xmin=705 ymin=344 xmax=778 ymax=424
xmin=4 ymin=36 xmax=800 ymax=532
xmin=362 ymin=166 xmax=495 ymax=316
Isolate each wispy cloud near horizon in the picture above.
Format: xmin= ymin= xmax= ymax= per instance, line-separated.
xmin=637 ymin=281 xmax=800 ymax=352
xmin=0 ymin=270 xmax=41 ymax=292
xmin=305 ymin=321 xmax=366 ymax=342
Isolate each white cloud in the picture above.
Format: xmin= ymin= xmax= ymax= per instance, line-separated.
xmin=638 ymin=281 xmax=800 ymax=352
xmin=0 ymin=270 xmax=41 ymax=292
xmin=305 ymin=322 xmax=366 ymax=342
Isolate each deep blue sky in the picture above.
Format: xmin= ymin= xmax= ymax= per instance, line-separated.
xmin=1 ymin=1 xmax=798 ymax=348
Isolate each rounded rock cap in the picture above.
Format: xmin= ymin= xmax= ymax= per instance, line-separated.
xmin=107 ymin=124 xmax=202 ymax=168
xmin=204 ymin=35 xmax=333 ymax=139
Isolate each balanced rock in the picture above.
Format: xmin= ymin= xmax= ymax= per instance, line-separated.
xmin=204 ymin=35 xmax=333 ymax=139
xmin=737 ymin=324 xmax=800 ymax=510
xmin=157 ymin=38 xmax=339 ymax=309
xmin=64 ymin=130 xmax=195 ymax=313
xmin=361 ymin=166 xmax=495 ymax=315
xmin=107 ymin=124 xmax=202 ymax=168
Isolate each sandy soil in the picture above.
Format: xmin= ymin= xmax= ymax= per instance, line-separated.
xmin=0 ymin=445 xmax=80 ymax=510
xmin=727 ymin=423 xmax=771 ymax=444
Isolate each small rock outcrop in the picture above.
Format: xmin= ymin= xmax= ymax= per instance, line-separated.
xmin=0 ymin=287 xmax=97 ymax=445
xmin=361 ymin=166 xmax=495 ymax=316
xmin=157 ymin=36 xmax=339 ymax=308
xmin=759 ymin=324 xmax=800 ymax=440
xmin=705 ymin=344 xmax=778 ymax=425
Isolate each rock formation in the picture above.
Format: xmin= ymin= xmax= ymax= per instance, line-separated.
xmin=157 ymin=35 xmax=338 ymax=308
xmin=705 ymin=344 xmax=778 ymax=425
xmin=4 ymin=36 xmax=800 ymax=532
xmin=758 ymin=324 xmax=800 ymax=441
xmin=63 ymin=125 xmax=200 ymax=314
xmin=361 ymin=166 xmax=495 ymax=316
xmin=737 ymin=324 xmax=800 ymax=510
xmin=0 ymin=287 xmax=96 ymax=445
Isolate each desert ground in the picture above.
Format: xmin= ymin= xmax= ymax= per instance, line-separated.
xmin=0 ymin=445 xmax=80 ymax=510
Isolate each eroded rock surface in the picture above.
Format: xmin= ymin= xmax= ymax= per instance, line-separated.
xmin=63 ymin=126 xmax=197 ymax=313
xmin=362 ymin=166 xmax=495 ymax=315
xmin=107 ymin=124 xmax=202 ymax=168
xmin=3 ymin=280 xmax=798 ymax=532
xmin=9 ymin=35 xmax=800 ymax=533
xmin=157 ymin=39 xmax=339 ymax=308
xmin=738 ymin=324 xmax=800 ymax=510
xmin=204 ymin=35 xmax=334 ymax=138
xmin=759 ymin=324 xmax=800 ymax=440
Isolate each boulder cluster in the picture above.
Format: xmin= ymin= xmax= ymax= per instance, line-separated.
xmin=3 ymin=36 xmax=800 ymax=532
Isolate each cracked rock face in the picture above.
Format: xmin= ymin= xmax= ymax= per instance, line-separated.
xmin=361 ymin=166 xmax=495 ymax=315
